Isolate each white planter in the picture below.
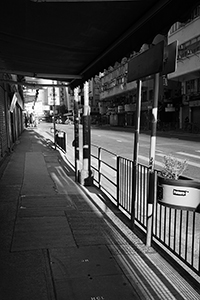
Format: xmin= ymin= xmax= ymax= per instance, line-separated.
xmin=157 ymin=175 xmax=200 ymax=211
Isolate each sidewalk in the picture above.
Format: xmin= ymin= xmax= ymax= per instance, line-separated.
xmin=0 ymin=128 xmax=200 ymax=300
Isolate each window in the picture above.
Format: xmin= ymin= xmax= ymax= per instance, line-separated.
xmin=186 ymin=79 xmax=196 ymax=94
xmin=149 ymin=90 xmax=153 ymax=100
xmin=178 ymin=35 xmax=200 ymax=59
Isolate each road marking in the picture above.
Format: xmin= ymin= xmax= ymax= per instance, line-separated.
xmin=157 ymin=152 xmax=200 ymax=168
xmin=177 ymin=152 xmax=200 ymax=160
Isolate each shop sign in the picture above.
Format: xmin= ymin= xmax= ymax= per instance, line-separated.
xmin=189 ymin=100 xmax=200 ymax=107
xmin=118 ymin=105 xmax=124 ymax=113
xmin=127 ymin=41 xmax=164 ymax=82
xmin=48 ymin=87 xmax=60 ymax=105
xmin=165 ymin=107 xmax=175 ymax=112
xmin=124 ymin=104 xmax=134 ymax=112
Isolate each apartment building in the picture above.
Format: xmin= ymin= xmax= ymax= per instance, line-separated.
xmin=97 ymin=5 xmax=200 ymax=131
xmin=168 ymin=5 xmax=200 ymax=129
xmin=98 ymin=53 xmax=180 ymax=129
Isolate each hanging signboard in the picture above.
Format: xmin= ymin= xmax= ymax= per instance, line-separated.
xmin=48 ymin=87 xmax=60 ymax=105
xmin=127 ymin=41 xmax=164 ymax=82
xmin=162 ymin=41 xmax=178 ymax=75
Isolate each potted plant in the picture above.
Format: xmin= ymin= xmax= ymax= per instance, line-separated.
xmin=157 ymin=154 xmax=200 ymax=211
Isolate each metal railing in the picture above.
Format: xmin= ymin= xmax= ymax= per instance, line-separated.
xmin=91 ymin=145 xmax=118 ymax=204
xmin=91 ymin=143 xmax=200 ymax=277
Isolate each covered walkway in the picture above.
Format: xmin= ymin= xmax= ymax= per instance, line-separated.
xmin=0 ymin=128 xmax=200 ymax=299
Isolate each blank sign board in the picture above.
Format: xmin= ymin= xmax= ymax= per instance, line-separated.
xmin=127 ymin=41 xmax=164 ymax=82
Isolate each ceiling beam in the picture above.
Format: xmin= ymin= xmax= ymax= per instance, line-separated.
xmin=0 ymin=70 xmax=82 ymax=81
xmin=0 ymin=78 xmax=69 ymax=88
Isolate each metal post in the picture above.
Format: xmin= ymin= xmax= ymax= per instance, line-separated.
xmin=74 ymin=87 xmax=80 ymax=182
xmin=131 ymin=79 xmax=142 ymax=228
xmin=116 ymin=155 xmax=120 ymax=208
xmin=80 ymin=81 xmax=93 ymax=186
xmin=98 ymin=147 xmax=101 ymax=188
xmin=52 ymin=83 xmax=56 ymax=149
xmin=146 ymin=72 xmax=159 ymax=247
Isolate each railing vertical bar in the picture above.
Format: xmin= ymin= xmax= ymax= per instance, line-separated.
xmin=144 ymin=166 xmax=147 ymax=227
xmin=159 ymin=205 xmax=162 ymax=239
xmin=137 ymin=164 xmax=140 ymax=222
xmin=116 ymin=156 xmax=120 ymax=208
xmin=191 ymin=212 xmax=196 ymax=267
xmin=129 ymin=160 xmax=132 ymax=212
xmin=126 ymin=159 xmax=128 ymax=211
xmin=131 ymin=160 xmax=134 ymax=216
xmin=168 ymin=208 xmax=172 ymax=247
xmin=163 ymin=206 xmax=167 ymax=244
xmin=146 ymin=170 xmax=150 ymax=228
xmin=179 ymin=210 xmax=183 ymax=256
xmin=141 ymin=165 xmax=144 ymax=225
xmin=98 ymin=147 xmax=101 ymax=188
xmin=138 ymin=165 xmax=141 ymax=222
xmin=154 ymin=200 xmax=158 ymax=237
xmin=137 ymin=164 xmax=140 ymax=221
xmin=199 ymin=221 xmax=200 ymax=272
xmin=121 ymin=158 xmax=123 ymax=207
xmin=135 ymin=163 xmax=138 ymax=220
xmin=119 ymin=158 xmax=122 ymax=207
xmin=129 ymin=161 xmax=133 ymax=213
xmin=185 ymin=210 xmax=189 ymax=262
xmin=123 ymin=158 xmax=125 ymax=208
xmin=173 ymin=209 xmax=177 ymax=252
xmin=142 ymin=166 xmax=145 ymax=226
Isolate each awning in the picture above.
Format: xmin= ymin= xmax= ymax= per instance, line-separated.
xmin=0 ymin=0 xmax=199 ymax=88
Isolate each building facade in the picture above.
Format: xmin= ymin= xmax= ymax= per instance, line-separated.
xmin=98 ymin=56 xmax=181 ymax=129
xmin=97 ymin=5 xmax=200 ymax=131
xmin=0 ymin=74 xmax=24 ymax=163
xmin=168 ymin=5 xmax=200 ymax=129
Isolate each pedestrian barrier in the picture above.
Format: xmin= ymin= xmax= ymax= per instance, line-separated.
xmin=91 ymin=143 xmax=200 ymax=279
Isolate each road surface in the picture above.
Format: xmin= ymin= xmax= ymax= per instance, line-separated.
xmin=37 ymin=122 xmax=200 ymax=181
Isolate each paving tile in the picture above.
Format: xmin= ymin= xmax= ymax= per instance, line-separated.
xmin=18 ymin=195 xmax=75 ymax=217
xmin=54 ymin=274 xmax=140 ymax=300
xmin=11 ymin=216 xmax=76 ymax=251
xmin=50 ymin=245 xmax=121 ymax=279
xmin=0 ymin=250 xmax=50 ymax=300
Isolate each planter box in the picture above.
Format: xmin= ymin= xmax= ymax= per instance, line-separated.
xmin=157 ymin=174 xmax=200 ymax=211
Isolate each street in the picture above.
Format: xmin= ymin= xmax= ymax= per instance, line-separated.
xmin=37 ymin=122 xmax=200 ymax=181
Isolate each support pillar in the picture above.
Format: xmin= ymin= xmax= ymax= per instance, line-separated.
xmin=80 ymin=81 xmax=93 ymax=186
xmin=74 ymin=87 xmax=80 ymax=182
xmin=52 ymin=83 xmax=56 ymax=149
